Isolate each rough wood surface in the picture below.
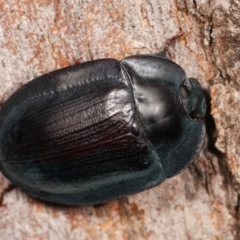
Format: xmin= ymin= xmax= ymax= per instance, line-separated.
xmin=0 ymin=0 xmax=240 ymax=239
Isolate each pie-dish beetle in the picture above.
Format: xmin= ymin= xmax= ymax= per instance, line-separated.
xmin=0 ymin=51 xmax=206 ymax=205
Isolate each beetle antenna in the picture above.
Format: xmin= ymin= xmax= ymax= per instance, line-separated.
xmin=164 ymin=30 xmax=184 ymax=57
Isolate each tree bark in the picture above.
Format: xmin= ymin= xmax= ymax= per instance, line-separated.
xmin=0 ymin=0 xmax=239 ymax=239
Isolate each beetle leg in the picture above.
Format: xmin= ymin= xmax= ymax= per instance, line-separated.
xmin=164 ymin=30 xmax=184 ymax=53
xmin=153 ymin=30 xmax=184 ymax=59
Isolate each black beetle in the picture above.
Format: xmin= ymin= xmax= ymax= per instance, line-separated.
xmin=0 ymin=52 xmax=206 ymax=205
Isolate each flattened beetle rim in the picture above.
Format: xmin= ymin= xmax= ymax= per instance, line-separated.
xmin=121 ymin=54 xmax=187 ymax=83
xmin=165 ymin=122 xmax=206 ymax=178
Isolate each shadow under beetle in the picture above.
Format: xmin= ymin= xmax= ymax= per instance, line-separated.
xmin=0 ymin=51 xmax=206 ymax=205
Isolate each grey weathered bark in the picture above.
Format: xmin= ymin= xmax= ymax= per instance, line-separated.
xmin=0 ymin=0 xmax=240 ymax=239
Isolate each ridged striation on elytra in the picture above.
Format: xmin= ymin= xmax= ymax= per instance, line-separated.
xmin=2 ymin=70 xmax=150 ymax=183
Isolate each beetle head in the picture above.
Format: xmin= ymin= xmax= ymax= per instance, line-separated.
xmin=179 ymin=78 xmax=206 ymax=121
